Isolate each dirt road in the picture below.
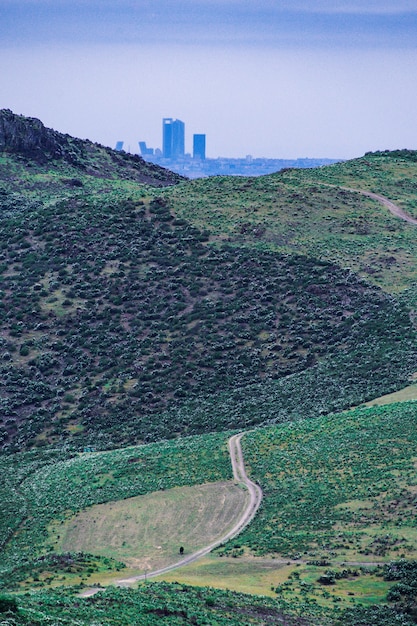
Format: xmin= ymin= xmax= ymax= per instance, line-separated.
xmin=98 ymin=432 xmax=263 ymax=588
xmin=330 ymin=184 xmax=417 ymax=226
xmin=354 ymin=189 xmax=417 ymax=225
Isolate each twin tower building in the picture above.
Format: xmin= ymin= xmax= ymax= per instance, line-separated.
xmin=161 ymin=118 xmax=206 ymax=160
xmin=135 ymin=118 xmax=206 ymax=161
xmin=139 ymin=117 xmax=206 ymax=160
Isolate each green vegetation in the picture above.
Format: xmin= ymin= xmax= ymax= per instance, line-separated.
xmin=160 ymin=556 xmax=394 ymax=609
xmin=384 ymin=559 xmax=417 ymax=617
xmin=0 ymin=431 xmax=231 ymax=587
xmin=4 ymin=563 xmax=417 ymax=625
xmin=2 ymin=114 xmax=417 ymax=625
xmin=229 ymin=402 xmax=417 ymax=562
xmin=166 ymin=151 xmax=417 ymax=292
xmin=0 ymin=553 xmax=126 ymax=591
xmin=159 ymin=554 xmax=294 ymax=597
xmin=0 ymin=189 xmax=414 ymax=449
xmin=2 ymin=135 xmax=417 ymax=452
xmin=0 ymin=583 xmax=328 ymax=625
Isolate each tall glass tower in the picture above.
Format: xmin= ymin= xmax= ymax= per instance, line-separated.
xmin=193 ymin=134 xmax=206 ymax=160
xmin=162 ymin=118 xmax=185 ymax=158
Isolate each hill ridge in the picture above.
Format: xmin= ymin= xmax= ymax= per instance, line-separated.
xmin=0 ymin=108 xmax=184 ymax=186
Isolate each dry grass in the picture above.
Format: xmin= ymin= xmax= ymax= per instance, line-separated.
xmin=156 ymin=555 xmax=294 ymax=597
xmin=365 ymin=384 xmax=417 ymax=406
xmin=51 ymin=481 xmax=247 ymax=572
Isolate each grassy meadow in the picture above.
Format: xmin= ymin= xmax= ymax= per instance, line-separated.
xmin=51 ymin=481 xmax=247 ymax=572
xmin=0 ymin=431 xmax=232 ymax=589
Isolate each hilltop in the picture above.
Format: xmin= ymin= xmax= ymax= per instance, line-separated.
xmin=0 ymin=113 xmax=416 ymax=451
xmin=0 ymin=109 xmax=184 ymax=187
xmin=164 ymin=150 xmax=417 ymax=295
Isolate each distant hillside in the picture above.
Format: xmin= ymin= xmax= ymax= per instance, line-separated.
xmin=0 ymin=114 xmax=416 ymax=450
xmin=164 ymin=150 xmax=417 ymax=294
xmin=0 ymin=109 xmax=184 ymax=187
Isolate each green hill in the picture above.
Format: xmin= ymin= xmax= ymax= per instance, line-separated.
xmin=1 ymin=113 xmax=417 ymax=625
xmin=0 ymin=192 xmax=414 ymax=449
xmin=0 ymin=114 xmax=415 ymax=450
xmin=231 ymin=401 xmax=417 ymax=562
xmin=165 ymin=151 xmax=417 ymax=294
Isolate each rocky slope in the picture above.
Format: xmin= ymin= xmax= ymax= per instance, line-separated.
xmin=0 ymin=109 xmax=184 ymax=186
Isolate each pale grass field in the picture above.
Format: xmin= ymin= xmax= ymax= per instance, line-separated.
xmin=365 ymin=383 xmax=417 ymax=406
xmin=155 ymin=556 xmax=392 ymax=606
xmin=155 ymin=555 xmax=294 ymax=597
xmin=51 ymin=481 xmax=247 ymax=572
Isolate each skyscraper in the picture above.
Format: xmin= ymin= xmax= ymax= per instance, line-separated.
xmin=193 ymin=134 xmax=206 ymax=160
xmin=162 ymin=118 xmax=185 ymax=158
xmin=138 ymin=141 xmax=154 ymax=156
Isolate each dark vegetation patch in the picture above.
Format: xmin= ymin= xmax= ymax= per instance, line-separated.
xmin=335 ymin=605 xmax=414 ymax=626
xmin=384 ymin=559 xmax=417 ymax=620
xmin=336 ymin=559 xmax=417 ymax=626
xmin=1 ymin=552 xmax=125 ymax=589
xmin=0 ymin=189 xmax=414 ymax=449
xmin=0 ymin=583 xmax=328 ymax=625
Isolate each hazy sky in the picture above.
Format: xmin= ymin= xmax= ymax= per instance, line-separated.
xmin=1 ymin=1 xmax=417 ymax=158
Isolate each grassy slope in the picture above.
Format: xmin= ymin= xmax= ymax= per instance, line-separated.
xmin=52 ymin=481 xmax=247 ymax=572
xmin=0 ymin=431 xmax=231 ymax=587
xmin=165 ymin=151 xmax=417 ymax=293
xmin=3 ymin=400 xmax=417 ymax=619
xmin=160 ymin=555 xmax=395 ymax=608
xmin=0 ymin=584 xmax=327 ymax=626
xmin=159 ymin=401 xmax=417 ymax=611
xmin=234 ymin=402 xmax=417 ymax=562
xmin=0 ymin=175 xmax=415 ymax=450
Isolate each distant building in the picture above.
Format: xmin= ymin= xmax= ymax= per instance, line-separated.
xmin=162 ymin=118 xmax=185 ymax=158
xmin=115 ymin=141 xmax=124 ymax=151
xmin=139 ymin=141 xmax=154 ymax=156
xmin=193 ymin=134 xmax=206 ymax=160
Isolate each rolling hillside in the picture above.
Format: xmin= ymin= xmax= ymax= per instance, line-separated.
xmin=0 ymin=112 xmax=416 ymax=451
xmin=1 ymin=112 xmax=417 ymax=625
xmin=165 ymin=151 xmax=417 ymax=294
xmin=2 ymin=400 xmax=417 ymax=624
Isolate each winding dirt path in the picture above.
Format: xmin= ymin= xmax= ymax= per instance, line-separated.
xmin=81 ymin=432 xmax=262 ymax=594
xmin=329 ymin=184 xmax=417 ymax=226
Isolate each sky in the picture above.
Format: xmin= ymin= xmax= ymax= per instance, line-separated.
xmin=1 ymin=1 xmax=417 ymax=159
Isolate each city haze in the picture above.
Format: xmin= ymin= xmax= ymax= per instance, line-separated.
xmin=1 ymin=1 xmax=417 ymax=159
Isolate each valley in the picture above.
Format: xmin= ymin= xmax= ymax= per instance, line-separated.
xmin=1 ymin=111 xmax=417 ymax=625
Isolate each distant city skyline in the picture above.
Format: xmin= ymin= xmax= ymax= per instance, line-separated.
xmin=1 ymin=1 xmax=417 ymax=159
xmin=133 ymin=117 xmax=339 ymax=178
xmin=136 ymin=118 xmax=206 ymax=160
xmin=162 ymin=118 xmax=185 ymax=159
